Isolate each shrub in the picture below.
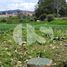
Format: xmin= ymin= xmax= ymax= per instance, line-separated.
xmin=47 ymin=14 xmax=54 ymax=22
xmin=19 ymin=19 xmax=23 ymax=23
xmin=33 ymin=17 xmax=37 ymax=21
xmin=39 ymin=14 xmax=46 ymax=21
xmin=0 ymin=18 xmax=7 ymax=22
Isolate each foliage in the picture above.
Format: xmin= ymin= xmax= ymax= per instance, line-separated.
xmin=47 ymin=14 xmax=54 ymax=22
xmin=0 ymin=18 xmax=7 ymax=22
xmin=59 ymin=7 xmax=66 ymax=17
xmin=35 ymin=0 xmax=67 ymax=18
xmin=39 ymin=14 xmax=46 ymax=21
xmin=0 ymin=15 xmax=33 ymax=24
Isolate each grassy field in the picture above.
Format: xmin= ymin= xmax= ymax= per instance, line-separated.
xmin=0 ymin=19 xmax=67 ymax=67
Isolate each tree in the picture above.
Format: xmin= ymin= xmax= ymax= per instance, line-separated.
xmin=65 ymin=4 xmax=67 ymax=16
xmin=35 ymin=0 xmax=54 ymax=18
xmin=52 ymin=0 xmax=66 ymax=16
xmin=35 ymin=0 xmax=67 ymax=18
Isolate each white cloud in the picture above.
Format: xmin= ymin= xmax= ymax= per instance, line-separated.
xmin=7 ymin=3 xmax=36 ymax=11
xmin=0 ymin=0 xmax=38 ymax=11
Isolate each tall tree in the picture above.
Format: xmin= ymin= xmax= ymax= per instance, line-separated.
xmin=35 ymin=0 xmax=67 ymax=18
xmin=52 ymin=0 xmax=66 ymax=16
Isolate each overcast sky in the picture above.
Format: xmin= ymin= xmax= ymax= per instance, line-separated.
xmin=0 ymin=0 xmax=67 ymax=11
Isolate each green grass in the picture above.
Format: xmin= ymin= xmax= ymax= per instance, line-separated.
xmin=0 ymin=19 xmax=67 ymax=67
xmin=0 ymin=23 xmax=17 ymax=32
xmin=47 ymin=19 xmax=67 ymax=25
xmin=0 ymin=19 xmax=67 ymax=30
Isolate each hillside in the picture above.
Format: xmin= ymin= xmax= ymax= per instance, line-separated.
xmin=0 ymin=9 xmax=34 ymax=15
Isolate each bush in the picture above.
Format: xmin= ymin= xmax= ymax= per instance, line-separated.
xmin=47 ymin=14 xmax=54 ymax=22
xmin=18 ymin=19 xmax=23 ymax=23
xmin=39 ymin=14 xmax=46 ymax=21
xmin=0 ymin=18 xmax=7 ymax=22
xmin=33 ymin=17 xmax=37 ymax=21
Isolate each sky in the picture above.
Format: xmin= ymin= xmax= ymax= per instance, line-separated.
xmin=0 ymin=0 xmax=38 ymax=11
xmin=0 ymin=0 xmax=67 ymax=11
